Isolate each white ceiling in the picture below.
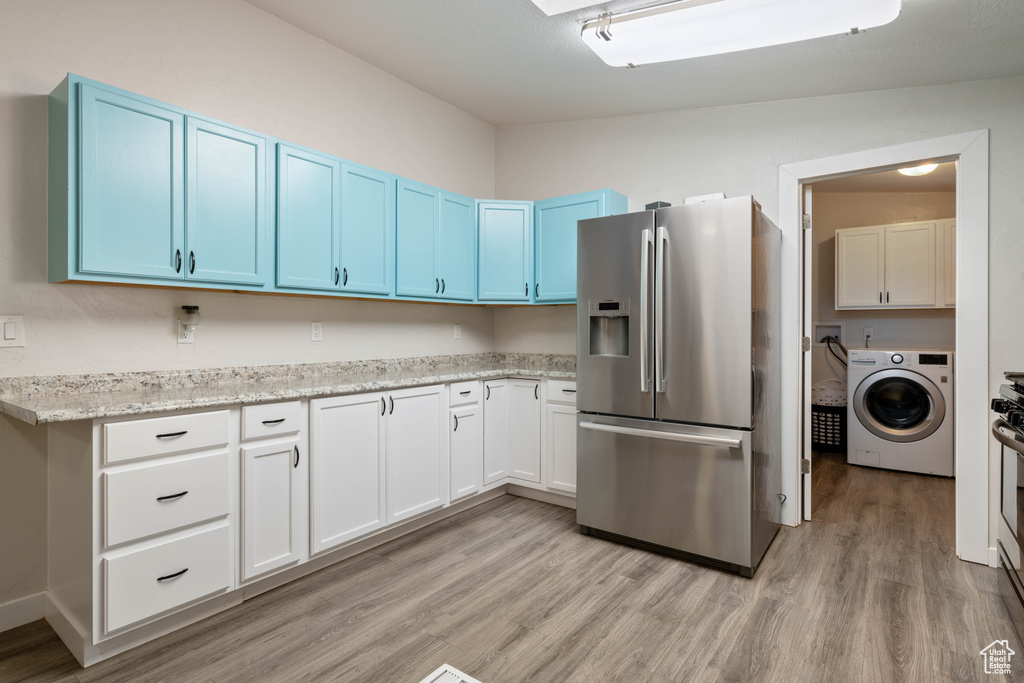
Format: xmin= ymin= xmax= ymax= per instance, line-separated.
xmin=815 ymin=162 xmax=957 ymax=193
xmin=245 ymin=0 xmax=1024 ymax=127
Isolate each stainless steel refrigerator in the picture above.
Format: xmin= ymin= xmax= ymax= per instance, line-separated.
xmin=576 ymin=196 xmax=782 ymax=577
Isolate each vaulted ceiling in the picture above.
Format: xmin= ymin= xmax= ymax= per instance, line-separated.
xmin=245 ymin=0 xmax=1024 ymax=127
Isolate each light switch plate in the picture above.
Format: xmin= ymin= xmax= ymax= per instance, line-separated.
xmin=0 ymin=315 xmax=24 ymax=347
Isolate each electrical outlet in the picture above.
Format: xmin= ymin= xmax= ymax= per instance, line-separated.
xmin=0 ymin=315 xmax=24 ymax=347
xmin=454 ymin=324 xmax=462 ymax=340
xmin=177 ymin=321 xmax=194 ymax=345
xmin=311 ymin=322 xmax=323 ymax=342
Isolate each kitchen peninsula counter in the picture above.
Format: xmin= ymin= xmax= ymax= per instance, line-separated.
xmin=0 ymin=353 xmax=575 ymax=425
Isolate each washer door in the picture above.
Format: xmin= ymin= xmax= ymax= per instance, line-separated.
xmin=853 ymin=369 xmax=946 ymax=443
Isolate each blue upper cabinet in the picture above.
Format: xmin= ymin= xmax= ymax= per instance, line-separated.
xmin=534 ymin=189 xmax=627 ymax=303
xmin=186 ymin=117 xmax=265 ymax=286
xmin=396 ymin=179 xmax=440 ymax=298
xmin=78 ymin=83 xmax=185 ymax=280
xmin=277 ymin=144 xmax=341 ymax=291
xmin=478 ymin=201 xmax=533 ymax=302
xmin=341 ymin=164 xmax=395 ymax=296
xmin=438 ymin=192 xmax=476 ymax=301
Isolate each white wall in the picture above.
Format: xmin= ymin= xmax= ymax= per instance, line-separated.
xmin=0 ymin=0 xmax=497 ymax=614
xmin=811 ymin=191 xmax=956 ymax=383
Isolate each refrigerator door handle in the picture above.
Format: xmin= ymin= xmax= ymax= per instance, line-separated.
xmin=579 ymin=421 xmax=742 ymax=449
xmin=655 ymin=226 xmax=668 ymax=393
xmin=640 ymin=228 xmax=653 ymax=392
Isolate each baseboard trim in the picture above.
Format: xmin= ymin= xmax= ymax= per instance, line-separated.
xmin=0 ymin=592 xmax=45 ymax=634
xmin=507 ymin=484 xmax=576 ymax=509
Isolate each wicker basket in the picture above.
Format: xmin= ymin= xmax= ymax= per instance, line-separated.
xmin=812 ymin=378 xmax=847 ymax=453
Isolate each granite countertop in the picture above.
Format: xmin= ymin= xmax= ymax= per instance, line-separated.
xmin=0 ymin=353 xmax=576 ymax=425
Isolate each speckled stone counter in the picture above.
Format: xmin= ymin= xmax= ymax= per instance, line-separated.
xmin=0 ymin=353 xmax=576 ymax=425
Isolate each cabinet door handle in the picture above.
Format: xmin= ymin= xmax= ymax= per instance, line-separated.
xmin=389 ymin=396 xmax=394 ymax=415
xmin=441 ymin=278 xmax=445 ymax=294
xmin=435 ymin=278 xmax=440 ymax=294
xmin=486 ymin=386 xmax=490 ymax=400
xmin=175 ymin=249 xmax=182 ymax=273
xmin=156 ymin=430 xmax=188 ymax=439
xmin=525 ymin=282 xmax=528 ymax=297
xmin=381 ymin=396 xmax=386 ymax=415
xmin=459 ymin=390 xmax=471 ymax=396
xmin=453 ymin=414 xmax=459 ymax=432
xmin=535 ymin=384 xmax=539 ymax=400
xmin=294 ymin=445 xmax=300 ymax=468
xmin=156 ymin=491 xmax=188 ymax=502
xmin=189 ymin=251 xmax=195 ymax=275
xmin=886 ymin=291 xmax=889 ymax=303
xmin=261 ymin=418 xmax=285 ymax=426
xmin=157 ymin=568 xmax=189 ymax=582
xmin=343 ymin=268 xmax=348 ymax=286
xmin=335 ymin=267 xmax=340 ymax=286
xmin=879 ymin=292 xmax=882 ymax=304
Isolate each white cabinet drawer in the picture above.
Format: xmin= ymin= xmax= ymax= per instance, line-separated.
xmin=547 ymin=380 xmax=577 ymax=406
xmin=104 ymin=524 xmax=232 ymax=634
xmin=104 ymin=453 xmax=230 ymax=547
xmin=104 ymin=411 xmax=230 ymax=464
xmin=449 ymin=381 xmax=481 ymax=407
xmin=241 ymin=401 xmax=302 ymax=441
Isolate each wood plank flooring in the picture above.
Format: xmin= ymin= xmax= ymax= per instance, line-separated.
xmin=1 ymin=453 xmax=1019 ymax=682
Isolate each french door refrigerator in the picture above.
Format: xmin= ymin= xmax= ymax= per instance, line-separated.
xmin=576 ymin=196 xmax=782 ymax=577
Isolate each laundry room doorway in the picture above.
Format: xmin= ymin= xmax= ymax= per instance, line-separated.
xmin=778 ymin=131 xmax=990 ymax=566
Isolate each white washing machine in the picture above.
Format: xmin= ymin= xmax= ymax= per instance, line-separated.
xmin=846 ymin=349 xmax=954 ymax=476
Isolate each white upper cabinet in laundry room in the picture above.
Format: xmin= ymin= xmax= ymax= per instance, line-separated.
xmin=835 ymin=219 xmax=942 ymax=310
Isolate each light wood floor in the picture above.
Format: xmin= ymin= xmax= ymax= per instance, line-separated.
xmin=2 ymin=455 xmax=1019 ymax=682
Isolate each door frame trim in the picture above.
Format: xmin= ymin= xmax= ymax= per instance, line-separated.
xmin=778 ymin=130 xmax=989 ymax=565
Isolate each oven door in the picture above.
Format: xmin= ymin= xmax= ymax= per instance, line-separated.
xmin=996 ymin=418 xmax=1024 ymax=549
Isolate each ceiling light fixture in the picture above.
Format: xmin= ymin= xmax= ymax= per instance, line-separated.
xmin=897 ymin=163 xmax=939 ymax=177
xmin=580 ymin=0 xmax=903 ymax=67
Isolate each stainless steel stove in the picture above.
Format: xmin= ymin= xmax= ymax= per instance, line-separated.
xmin=993 ymin=376 xmax=1024 ymax=644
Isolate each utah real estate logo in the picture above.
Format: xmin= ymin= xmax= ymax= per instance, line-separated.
xmin=980 ymin=640 xmax=1014 ymax=675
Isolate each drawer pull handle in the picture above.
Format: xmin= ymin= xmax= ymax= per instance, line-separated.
xmin=157 ymin=568 xmax=189 ymax=582
xmin=262 ymin=418 xmax=286 ymax=426
xmin=459 ymin=391 xmax=471 ymax=396
xmin=156 ymin=430 xmax=188 ymax=439
xmin=156 ymin=491 xmax=188 ymax=502
xmin=294 ymin=445 xmax=300 ymax=469
xmin=562 ymin=389 xmax=577 ymax=393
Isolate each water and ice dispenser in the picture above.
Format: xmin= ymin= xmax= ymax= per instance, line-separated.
xmin=588 ymin=299 xmax=629 ymax=357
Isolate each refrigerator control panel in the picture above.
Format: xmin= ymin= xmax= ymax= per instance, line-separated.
xmin=589 ymin=299 xmax=629 ymax=318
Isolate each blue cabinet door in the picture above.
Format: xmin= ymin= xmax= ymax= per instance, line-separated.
xmin=186 ymin=118 xmax=265 ymax=286
xmin=534 ymin=191 xmax=605 ymax=302
xmin=341 ymin=165 xmax=394 ymax=296
xmin=276 ymin=145 xmax=341 ymax=291
xmin=396 ymin=180 xmax=440 ymax=298
xmin=78 ymin=84 xmax=184 ymax=279
xmin=478 ymin=201 xmax=532 ymax=302
xmin=438 ymin=192 xmax=475 ymax=301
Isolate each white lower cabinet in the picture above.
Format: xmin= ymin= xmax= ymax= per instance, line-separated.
xmin=240 ymin=438 xmax=303 ymax=581
xmin=483 ymin=379 xmax=509 ymax=485
xmin=450 ymin=403 xmax=483 ymax=502
xmin=309 ymin=393 xmax=387 ymax=555
xmin=387 ymin=384 xmax=446 ymax=523
xmin=508 ymin=379 xmax=541 ymax=483
xmin=544 ymin=380 xmax=578 ymax=495
xmin=104 ymin=524 xmax=232 ymax=633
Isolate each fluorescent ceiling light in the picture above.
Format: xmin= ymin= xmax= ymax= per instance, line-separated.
xmin=581 ymin=0 xmax=903 ymax=67
xmin=898 ymin=163 xmax=939 ymax=176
